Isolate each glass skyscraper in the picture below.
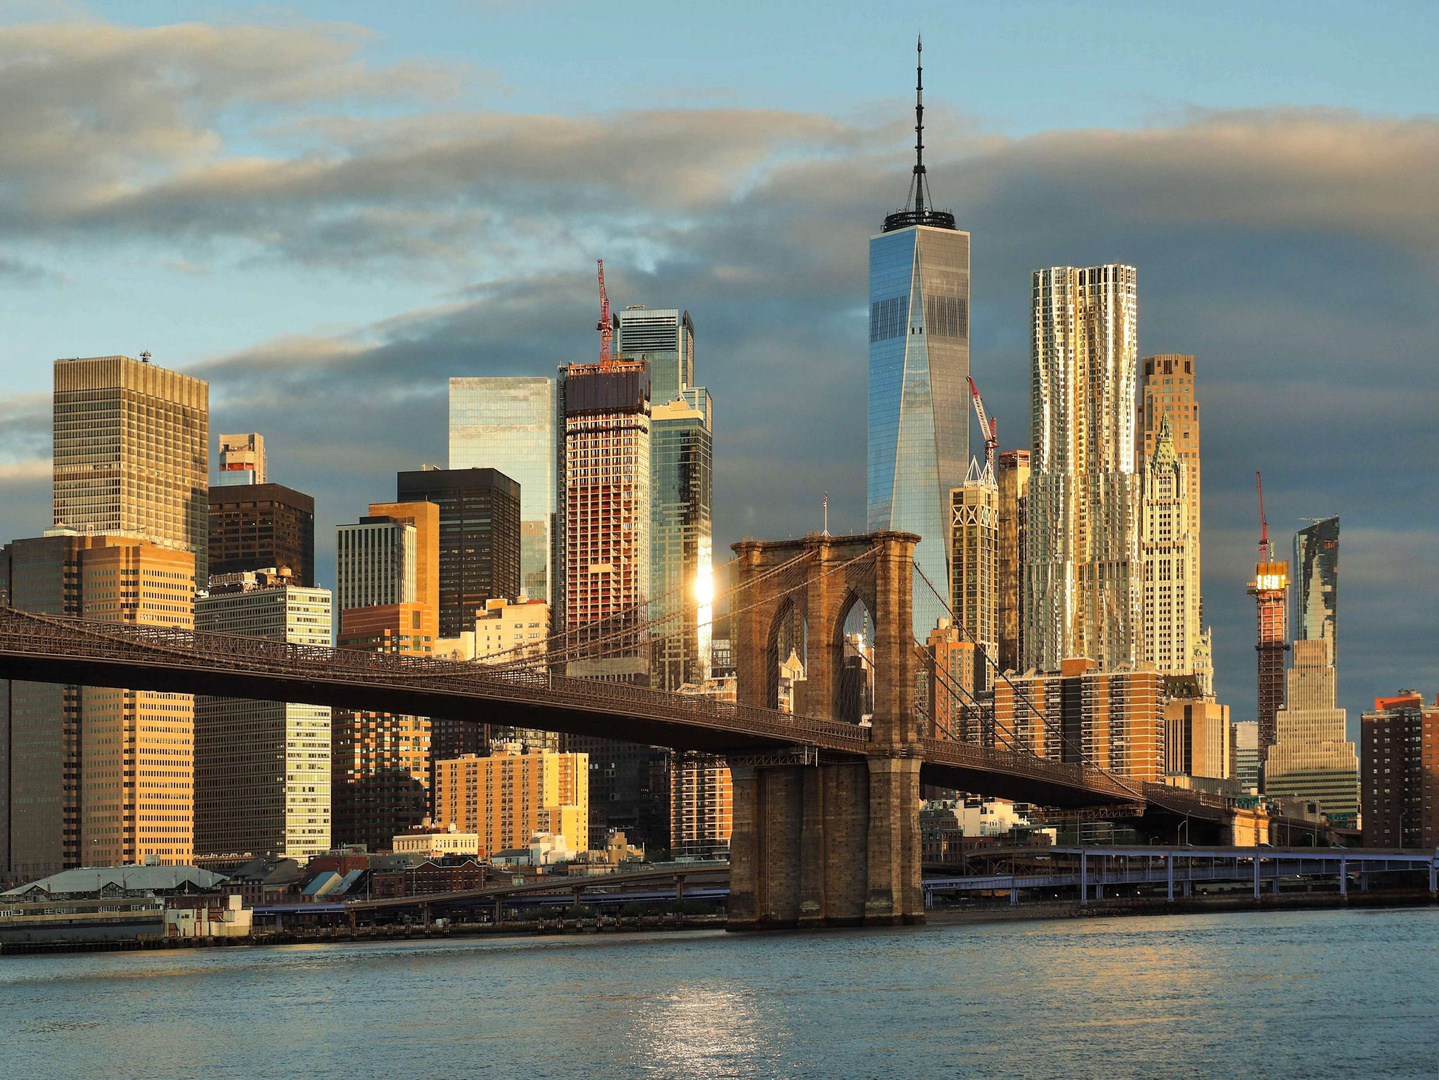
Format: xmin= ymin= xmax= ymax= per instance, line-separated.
xmin=1294 ymin=515 xmax=1339 ymax=660
xmin=617 ymin=308 xmax=694 ymax=407
xmin=650 ymin=388 xmax=713 ymax=690
xmin=867 ymin=40 xmax=970 ymax=640
xmin=866 ymin=202 xmax=970 ymax=640
xmin=448 ymin=377 xmax=555 ymax=603
xmin=610 ymin=305 xmax=715 ymax=689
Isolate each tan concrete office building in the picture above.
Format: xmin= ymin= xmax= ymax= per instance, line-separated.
xmin=1164 ymin=695 xmax=1232 ymax=781
xmin=79 ymin=540 xmax=197 ymax=866
xmin=53 ymin=354 xmax=209 ymax=581
xmin=432 ymin=747 xmax=589 ymax=855
xmin=1266 ymin=639 xmax=1359 ymax=823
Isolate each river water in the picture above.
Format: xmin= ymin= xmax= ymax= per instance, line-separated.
xmin=2 ymin=908 xmax=1435 ymax=1079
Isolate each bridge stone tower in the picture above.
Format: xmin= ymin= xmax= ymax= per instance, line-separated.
xmin=727 ymin=531 xmax=924 ymax=929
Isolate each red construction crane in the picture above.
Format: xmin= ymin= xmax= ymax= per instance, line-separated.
xmin=596 ymin=259 xmax=613 ymax=369
xmin=967 ymin=375 xmax=998 ymax=473
xmin=1256 ymin=470 xmax=1270 ymax=558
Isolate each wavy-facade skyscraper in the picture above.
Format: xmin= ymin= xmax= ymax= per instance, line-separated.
xmin=1023 ymin=264 xmax=1141 ymax=672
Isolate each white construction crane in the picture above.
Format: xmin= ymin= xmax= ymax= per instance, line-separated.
xmin=967 ymin=374 xmax=998 ymax=473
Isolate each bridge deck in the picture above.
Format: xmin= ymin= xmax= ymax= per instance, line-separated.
xmin=0 ymin=608 xmax=1156 ymax=809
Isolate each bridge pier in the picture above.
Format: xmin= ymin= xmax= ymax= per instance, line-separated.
xmin=727 ymin=755 xmax=922 ymax=930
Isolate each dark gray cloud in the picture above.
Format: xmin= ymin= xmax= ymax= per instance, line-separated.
xmin=0 ymin=18 xmax=1434 ymax=732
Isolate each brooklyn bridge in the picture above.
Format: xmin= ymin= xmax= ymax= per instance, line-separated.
xmin=0 ymin=530 xmax=1261 ymax=929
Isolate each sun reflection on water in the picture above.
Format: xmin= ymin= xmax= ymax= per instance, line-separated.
xmin=631 ymin=983 xmax=784 ymax=1078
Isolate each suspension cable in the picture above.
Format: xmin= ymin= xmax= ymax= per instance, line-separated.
xmin=484 ymin=549 xmax=812 ymax=670
xmin=911 ymin=559 xmax=1144 ymax=801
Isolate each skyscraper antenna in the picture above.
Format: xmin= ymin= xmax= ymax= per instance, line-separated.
xmin=914 ymin=35 xmax=926 ymax=215
xmin=883 ymin=34 xmax=955 ymax=232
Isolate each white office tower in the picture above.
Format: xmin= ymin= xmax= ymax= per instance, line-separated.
xmin=194 ymin=570 xmax=333 ymax=858
xmin=1138 ymin=416 xmax=1202 ymax=687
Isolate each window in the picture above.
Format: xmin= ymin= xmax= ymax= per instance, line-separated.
xmin=924 ymin=295 xmax=968 ymax=339
xmin=869 ymin=297 xmax=905 ymax=342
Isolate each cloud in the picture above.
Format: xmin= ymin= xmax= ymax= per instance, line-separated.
xmin=0 ymin=248 xmax=50 ymax=282
xmin=0 ymin=18 xmax=474 ymax=231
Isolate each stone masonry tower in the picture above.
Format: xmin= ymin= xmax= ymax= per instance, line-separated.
xmin=726 ymin=531 xmax=924 ymax=928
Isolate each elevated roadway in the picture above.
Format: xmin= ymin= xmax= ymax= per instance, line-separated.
xmin=0 ymin=607 xmax=1151 ymax=809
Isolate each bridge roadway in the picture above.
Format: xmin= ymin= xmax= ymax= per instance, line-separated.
xmin=0 ymin=607 xmax=1213 ymax=812
xmin=346 ymin=865 xmax=732 ymax=915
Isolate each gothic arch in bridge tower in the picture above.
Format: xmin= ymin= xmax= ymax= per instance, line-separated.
xmin=831 ymin=589 xmax=875 ymax=725
xmin=763 ymin=595 xmax=808 ymax=714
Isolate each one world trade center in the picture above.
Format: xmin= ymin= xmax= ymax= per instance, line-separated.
xmin=867 ymin=38 xmax=970 ymax=639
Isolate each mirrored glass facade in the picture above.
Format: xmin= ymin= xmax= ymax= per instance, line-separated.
xmin=1294 ymin=515 xmax=1339 ymax=661
xmin=651 ymin=390 xmax=713 ymax=690
xmin=449 ymin=377 xmax=555 ymax=603
xmin=617 ymin=308 xmax=694 ymax=407
xmin=867 ymin=226 xmax=971 ymax=638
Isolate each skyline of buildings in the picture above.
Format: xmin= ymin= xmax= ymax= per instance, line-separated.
xmin=2 ymin=295 xmax=1384 ymax=866
xmin=0 ymin=53 xmax=1411 ymax=879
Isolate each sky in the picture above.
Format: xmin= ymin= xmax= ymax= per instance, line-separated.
xmin=0 ymin=1 xmax=1436 ymax=733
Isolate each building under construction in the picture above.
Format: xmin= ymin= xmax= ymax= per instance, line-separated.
xmin=1246 ymin=473 xmax=1289 ymax=763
